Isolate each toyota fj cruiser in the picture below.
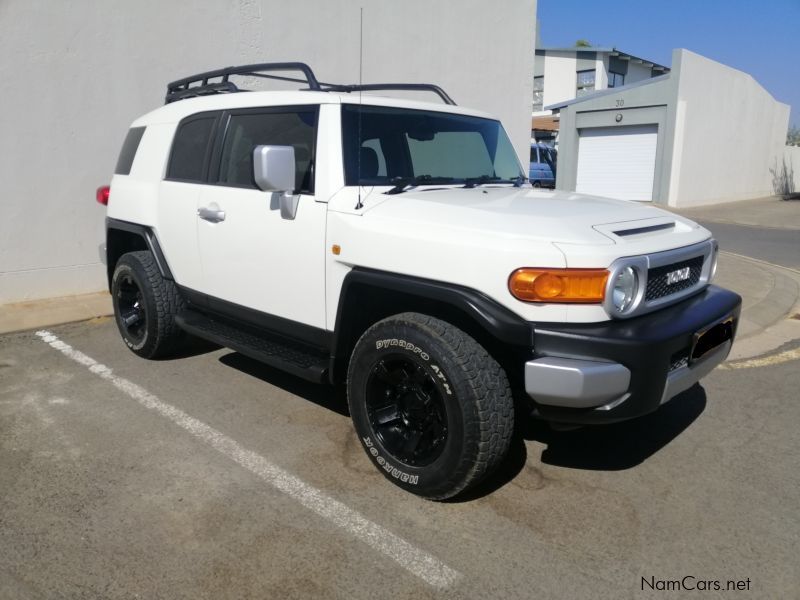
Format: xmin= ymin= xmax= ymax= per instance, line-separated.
xmin=99 ymin=63 xmax=741 ymax=499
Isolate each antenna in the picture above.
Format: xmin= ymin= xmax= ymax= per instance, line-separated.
xmin=355 ymin=7 xmax=364 ymax=210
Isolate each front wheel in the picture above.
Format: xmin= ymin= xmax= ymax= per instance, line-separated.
xmin=347 ymin=313 xmax=514 ymax=500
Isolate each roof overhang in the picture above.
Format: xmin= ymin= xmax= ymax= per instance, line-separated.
xmin=532 ymin=114 xmax=560 ymax=131
xmin=540 ymin=46 xmax=670 ymax=73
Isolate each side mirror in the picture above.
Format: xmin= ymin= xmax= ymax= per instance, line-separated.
xmin=253 ymin=145 xmax=299 ymax=219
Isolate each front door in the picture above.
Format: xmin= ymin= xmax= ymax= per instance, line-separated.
xmin=196 ymin=106 xmax=327 ymax=330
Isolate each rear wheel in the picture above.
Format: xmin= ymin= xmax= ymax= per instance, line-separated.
xmin=111 ymin=251 xmax=187 ymax=359
xmin=532 ymin=181 xmax=541 ymax=188
xmin=347 ymin=312 xmax=514 ymax=500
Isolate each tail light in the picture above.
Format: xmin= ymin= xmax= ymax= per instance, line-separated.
xmin=96 ymin=185 xmax=110 ymax=206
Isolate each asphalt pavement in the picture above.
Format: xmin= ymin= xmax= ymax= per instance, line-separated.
xmin=1 ymin=317 xmax=798 ymax=599
xmin=2 ymin=195 xmax=799 ymax=598
xmin=699 ymin=221 xmax=799 ymax=271
xmin=671 ymin=196 xmax=800 ymax=272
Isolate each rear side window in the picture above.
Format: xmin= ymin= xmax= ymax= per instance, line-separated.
xmin=115 ymin=127 xmax=145 ymax=175
xmin=167 ymin=116 xmax=217 ymax=182
xmin=217 ymin=108 xmax=318 ymax=194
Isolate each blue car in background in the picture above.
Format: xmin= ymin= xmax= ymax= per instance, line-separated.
xmin=529 ymin=143 xmax=557 ymax=188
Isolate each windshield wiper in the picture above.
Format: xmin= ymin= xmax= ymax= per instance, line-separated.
xmin=463 ymin=175 xmax=528 ymax=188
xmin=385 ymin=175 xmax=455 ymax=195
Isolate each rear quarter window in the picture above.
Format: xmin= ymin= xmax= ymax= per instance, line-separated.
xmin=115 ymin=127 xmax=146 ymax=175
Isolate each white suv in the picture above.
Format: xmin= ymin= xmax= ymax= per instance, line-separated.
xmin=100 ymin=63 xmax=741 ymax=499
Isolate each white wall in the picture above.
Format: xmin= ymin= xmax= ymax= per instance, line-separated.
xmin=667 ymin=49 xmax=791 ymax=207
xmin=624 ymin=61 xmax=653 ymax=84
xmin=0 ymin=0 xmax=536 ymax=304
xmin=595 ymin=55 xmax=608 ymax=90
xmin=780 ymin=146 xmax=800 ymax=195
xmin=541 ymin=51 xmax=578 ymax=109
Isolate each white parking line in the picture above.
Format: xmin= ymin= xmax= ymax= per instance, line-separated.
xmin=35 ymin=330 xmax=461 ymax=590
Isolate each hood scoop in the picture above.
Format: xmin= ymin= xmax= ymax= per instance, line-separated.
xmin=613 ymin=221 xmax=675 ymax=237
xmin=594 ymin=216 xmax=687 ymax=242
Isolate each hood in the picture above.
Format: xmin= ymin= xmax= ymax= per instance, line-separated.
xmin=361 ymin=186 xmax=692 ymax=245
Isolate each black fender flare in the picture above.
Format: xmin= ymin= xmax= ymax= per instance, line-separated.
xmin=105 ymin=218 xmax=174 ymax=285
xmin=329 ymin=267 xmax=534 ymax=383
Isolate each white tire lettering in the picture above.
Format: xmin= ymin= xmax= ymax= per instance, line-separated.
xmin=362 ymin=434 xmax=418 ymax=485
xmin=374 ymin=338 xmax=430 ymax=361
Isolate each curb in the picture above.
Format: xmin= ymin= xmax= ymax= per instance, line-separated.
xmin=0 ymin=292 xmax=112 ymax=335
xmin=719 ymin=252 xmax=800 ymax=337
xmin=717 ymin=252 xmax=800 ymax=361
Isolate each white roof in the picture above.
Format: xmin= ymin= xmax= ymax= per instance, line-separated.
xmin=132 ymin=90 xmax=496 ymax=127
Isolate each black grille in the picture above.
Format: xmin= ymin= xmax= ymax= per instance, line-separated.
xmin=645 ymin=256 xmax=704 ymax=301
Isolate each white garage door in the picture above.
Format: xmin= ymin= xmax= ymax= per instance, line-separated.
xmin=576 ymin=124 xmax=658 ymax=201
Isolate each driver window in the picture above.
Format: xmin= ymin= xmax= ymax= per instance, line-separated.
xmin=218 ymin=108 xmax=318 ymax=194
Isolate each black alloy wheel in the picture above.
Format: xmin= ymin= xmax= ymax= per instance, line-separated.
xmin=365 ymin=356 xmax=448 ymax=467
xmin=116 ymin=272 xmax=147 ymax=345
xmin=347 ymin=312 xmax=514 ymax=499
xmin=111 ymin=250 xmax=187 ymax=359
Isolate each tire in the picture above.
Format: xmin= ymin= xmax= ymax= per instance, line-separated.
xmin=532 ymin=181 xmax=541 ymax=188
xmin=347 ymin=312 xmax=514 ymax=500
xmin=111 ymin=250 xmax=187 ymax=359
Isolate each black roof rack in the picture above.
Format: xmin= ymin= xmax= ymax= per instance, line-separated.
xmin=166 ymin=62 xmax=321 ymax=103
xmin=165 ymin=62 xmax=456 ymax=106
xmin=322 ymin=83 xmax=456 ymax=105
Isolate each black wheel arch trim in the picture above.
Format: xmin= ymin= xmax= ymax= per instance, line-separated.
xmin=330 ymin=267 xmax=534 ymax=383
xmin=106 ymin=218 xmax=174 ymax=287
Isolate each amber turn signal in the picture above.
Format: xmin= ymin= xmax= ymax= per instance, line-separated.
xmin=508 ymin=268 xmax=608 ymax=303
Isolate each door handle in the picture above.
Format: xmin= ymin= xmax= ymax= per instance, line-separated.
xmin=197 ymin=206 xmax=226 ymax=222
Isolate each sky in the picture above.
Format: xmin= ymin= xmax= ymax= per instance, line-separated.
xmin=537 ymin=0 xmax=799 ymax=127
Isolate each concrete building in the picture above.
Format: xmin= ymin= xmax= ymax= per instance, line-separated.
xmin=532 ymin=46 xmax=668 ymax=143
xmin=550 ymin=49 xmax=792 ymax=207
xmin=0 ymin=0 xmax=536 ymax=305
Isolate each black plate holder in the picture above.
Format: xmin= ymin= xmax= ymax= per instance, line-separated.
xmin=691 ymin=314 xmax=734 ymax=363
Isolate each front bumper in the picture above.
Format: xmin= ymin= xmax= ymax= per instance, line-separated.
xmin=525 ymin=285 xmax=741 ymax=425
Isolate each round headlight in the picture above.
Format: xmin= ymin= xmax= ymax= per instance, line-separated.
xmin=612 ymin=266 xmax=638 ymax=313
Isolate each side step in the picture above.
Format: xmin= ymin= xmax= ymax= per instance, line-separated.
xmin=175 ymin=310 xmax=329 ymax=383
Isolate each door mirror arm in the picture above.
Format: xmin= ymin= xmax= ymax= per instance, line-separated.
xmin=277 ymin=192 xmax=300 ymax=220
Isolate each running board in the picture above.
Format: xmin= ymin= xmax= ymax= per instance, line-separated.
xmin=175 ymin=310 xmax=329 ymax=383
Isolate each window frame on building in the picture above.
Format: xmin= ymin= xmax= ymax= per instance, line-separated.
xmin=532 ymin=76 xmax=545 ymax=111
xmin=608 ymin=71 xmax=625 ymax=88
xmin=576 ymin=69 xmax=596 ymax=97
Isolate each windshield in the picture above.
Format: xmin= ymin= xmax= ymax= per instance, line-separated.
xmin=342 ymin=105 xmax=523 ymax=186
